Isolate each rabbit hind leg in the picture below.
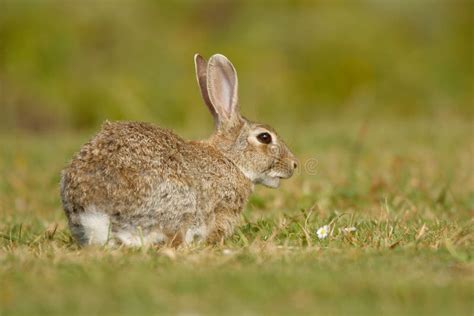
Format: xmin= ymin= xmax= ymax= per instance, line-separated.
xmin=66 ymin=206 xmax=111 ymax=246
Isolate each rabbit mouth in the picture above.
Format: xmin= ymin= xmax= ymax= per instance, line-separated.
xmin=243 ymin=168 xmax=290 ymax=188
xmin=267 ymin=170 xmax=292 ymax=180
xmin=254 ymin=168 xmax=294 ymax=188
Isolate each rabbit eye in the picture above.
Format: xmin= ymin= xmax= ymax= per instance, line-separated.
xmin=257 ymin=132 xmax=272 ymax=144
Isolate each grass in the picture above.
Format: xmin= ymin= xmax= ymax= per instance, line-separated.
xmin=0 ymin=116 xmax=473 ymax=315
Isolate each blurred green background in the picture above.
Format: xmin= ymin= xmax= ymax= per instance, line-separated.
xmin=0 ymin=0 xmax=472 ymax=133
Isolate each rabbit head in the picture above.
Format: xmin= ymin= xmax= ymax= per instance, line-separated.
xmin=195 ymin=54 xmax=297 ymax=188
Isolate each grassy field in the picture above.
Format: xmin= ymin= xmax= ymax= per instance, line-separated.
xmin=0 ymin=116 xmax=472 ymax=316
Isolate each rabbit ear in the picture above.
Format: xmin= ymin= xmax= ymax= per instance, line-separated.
xmin=206 ymin=54 xmax=241 ymax=128
xmin=194 ymin=54 xmax=218 ymax=124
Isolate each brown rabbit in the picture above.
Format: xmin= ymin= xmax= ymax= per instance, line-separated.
xmin=60 ymin=54 xmax=297 ymax=247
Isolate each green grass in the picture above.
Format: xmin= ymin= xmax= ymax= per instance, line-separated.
xmin=0 ymin=116 xmax=473 ymax=315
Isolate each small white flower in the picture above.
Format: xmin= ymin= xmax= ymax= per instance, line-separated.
xmin=316 ymin=225 xmax=330 ymax=239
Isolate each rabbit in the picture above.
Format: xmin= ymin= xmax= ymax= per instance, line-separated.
xmin=60 ymin=53 xmax=298 ymax=247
